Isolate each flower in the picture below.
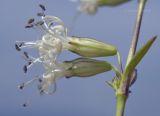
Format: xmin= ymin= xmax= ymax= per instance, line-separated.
xmin=18 ymin=62 xmax=68 ymax=95
xmin=15 ymin=4 xmax=116 ymax=95
xmin=15 ymin=4 xmax=71 ymax=69
xmin=15 ymin=5 xmax=70 ymax=95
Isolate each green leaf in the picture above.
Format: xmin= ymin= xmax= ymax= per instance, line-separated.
xmin=106 ymin=81 xmax=114 ymax=89
xmin=111 ymin=64 xmax=122 ymax=78
xmin=124 ymin=36 xmax=157 ymax=77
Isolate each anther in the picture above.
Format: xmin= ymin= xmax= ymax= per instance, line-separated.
xmin=23 ymin=65 xmax=28 ymax=73
xmin=15 ymin=42 xmax=24 ymax=51
xmin=24 ymin=51 xmax=29 ymax=59
xmin=27 ymin=18 xmax=34 ymax=24
xmin=48 ymin=22 xmax=54 ymax=27
xmin=38 ymin=78 xmax=42 ymax=83
xmin=25 ymin=24 xmax=33 ymax=28
xmin=35 ymin=21 xmax=44 ymax=26
xmin=18 ymin=83 xmax=25 ymax=90
xmin=28 ymin=61 xmax=32 ymax=65
xmin=39 ymin=4 xmax=46 ymax=11
xmin=22 ymin=103 xmax=27 ymax=107
xmin=37 ymin=12 xmax=45 ymax=17
xmin=15 ymin=44 xmax=21 ymax=51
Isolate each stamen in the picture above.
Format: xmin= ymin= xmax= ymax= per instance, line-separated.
xmin=15 ymin=41 xmax=37 ymax=52
xmin=23 ymin=51 xmax=29 ymax=59
xmin=22 ymin=57 xmax=42 ymax=71
xmin=22 ymin=52 xmax=34 ymax=64
xmin=34 ymin=21 xmax=44 ymax=26
xmin=23 ymin=65 xmax=28 ymax=73
xmin=25 ymin=24 xmax=34 ymax=28
xmin=37 ymin=12 xmax=45 ymax=17
xmin=18 ymin=77 xmax=41 ymax=90
xmin=18 ymin=83 xmax=25 ymax=90
xmin=22 ymin=103 xmax=27 ymax=107
xmin=27 ymin=18 xmax=35 ymax=24
xmin=15 ymin=42 xmax=25 ymax=51
xmin=15 ymin=44 xmax=21 ymax=51
xmin=38 ymin=78 xmax=42 ymax=82
xmin=39 ymin=4 xmax=46 ymax=11
xmin=28 ymin=61 xmax=32 ymax=65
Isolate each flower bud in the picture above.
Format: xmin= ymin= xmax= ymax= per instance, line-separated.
xmin=63 ymin=58 xmax=112 ymax=78
xmin=98 ymin=0 xmax=131 ymax=7
xmin=75 ymin=0 xmax=131 ymax=15
xmin=67 ymin=36 xmax=117 ymax=57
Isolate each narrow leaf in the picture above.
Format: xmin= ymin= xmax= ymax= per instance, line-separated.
xmin=124 ymin=36 xmax=157 ymax=77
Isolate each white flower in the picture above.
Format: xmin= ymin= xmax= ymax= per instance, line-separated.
xmin=18 ymin=62 xmax=68 ymax=95
xmin=16 ymin=6 xmax=70 ymax=95
xmin=16 ymin=15 xmax=69 ymax=64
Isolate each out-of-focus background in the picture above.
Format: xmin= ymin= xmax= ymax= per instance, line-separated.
xmin=0 ymin=0 xmax=160 ymax=116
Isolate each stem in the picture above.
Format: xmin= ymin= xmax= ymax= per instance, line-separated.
xmin=116 ymin=1 xmax=147 ymax=116
xmin=126 ymin=0 xmax=147 ymax=67
xmin=116 ymin=94 xmax=127 ymax=116
xmin=120 ymin=0 xmax=147 ymax=93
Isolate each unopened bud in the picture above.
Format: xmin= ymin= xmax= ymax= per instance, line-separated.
xmin=67 ymin=37 xmax=117 ymax=57
xmin=64 ymin=58 xmax=112 ymax=78
xmin=98 ymin=0 xmax=131 ymax=7
xmin=76 ymin=0 xmax=131 ymax=15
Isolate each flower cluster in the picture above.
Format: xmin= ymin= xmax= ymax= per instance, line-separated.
xmin=15 ymin=4 xmax=117 ymax=95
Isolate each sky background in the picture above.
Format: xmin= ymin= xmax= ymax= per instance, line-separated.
xmin=0 ymin=0 xmax=160 ymax=116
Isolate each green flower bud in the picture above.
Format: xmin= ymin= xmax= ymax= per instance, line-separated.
xmin=75 ymin=0 xmax=132 ymax=15
xmin=98 ymin=0 xmax=132 ymax=6
xmin=67 ymin=36 xmax=117 ymax=57
xmin=63 ymin=58 xmax=112 ymax=78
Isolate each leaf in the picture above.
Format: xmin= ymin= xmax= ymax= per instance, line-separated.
xmin=106 ymin=81 xmax=114 ymax=89
xmin=124 ymin=36 xmax=157 ymax=77
xmin=111 ymin=64 xmax=122 ymax=78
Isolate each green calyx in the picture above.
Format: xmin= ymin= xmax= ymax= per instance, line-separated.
xmin=63 ymin=57 xmax=112 ymax=78
xmin=68 ymin=36 xmax=117 ymax=57
xmin=98 ymin=0 xmax=132 ymax=6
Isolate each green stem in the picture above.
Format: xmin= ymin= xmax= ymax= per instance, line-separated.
xmin=116 ymin=1 xmax=147 ymax=116
xmin=120 ymin=0 xmax=147 ymax=93
xmin=126 ymin=0 xmax=147 ymax=67
xmin=116 ymin=94 xmax=128 ymax=116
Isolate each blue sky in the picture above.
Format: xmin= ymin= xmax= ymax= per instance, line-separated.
xmin=0 ymin=0 xmax=160 ymax=116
